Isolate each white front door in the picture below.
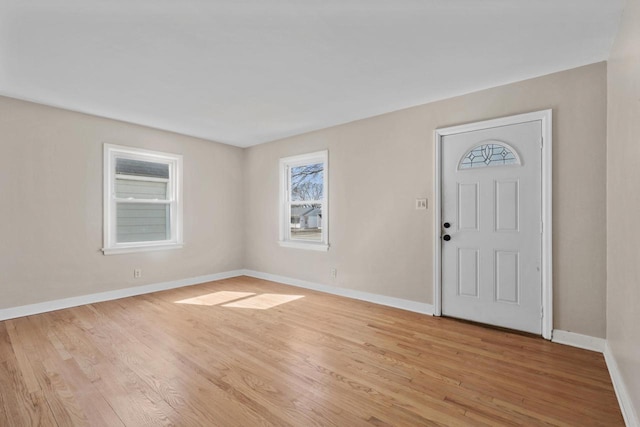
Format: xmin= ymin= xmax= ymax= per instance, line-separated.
xmin=441 ymin=120 xmax=542 ymax=334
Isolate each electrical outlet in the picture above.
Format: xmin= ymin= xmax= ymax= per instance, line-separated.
xmin=331 ymin=268 xmax=337 ymax=279
xmin=415 ymin=198 xmax=428 ymax=210
xmin=134 ymin=269 xmax=142 ymax=279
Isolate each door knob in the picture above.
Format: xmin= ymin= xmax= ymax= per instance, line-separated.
xmin=443 ymin=222 xmax=451 ymax=228
xmin=443 ymin=234 xmax=451 ymax=241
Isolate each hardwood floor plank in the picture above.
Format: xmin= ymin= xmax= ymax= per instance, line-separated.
xmin=0 ymin=276 xmax=624 ymax=426
xmin=4 ymin=320 xmax=40 ymax=394
xmin=47 ymin=308 xmax=190 ymax=427
xmin=28 ymin=313 xmax=126 ymax=427
xmin=149 ymin=280 xmax=620 ymax=426
xmin=85 ymin=303 xmax=279 ymax=427
xmin=95 ymin=300 xmax=291 ymax=427
xmin=0 ymin=323 xmax=60 ymax=427
xmin=5 ymin=318 xmax=80 ymax=426
xmin=147 ymin=285 xmax=470 ymax=425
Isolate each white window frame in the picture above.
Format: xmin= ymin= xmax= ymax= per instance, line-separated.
xmin=102 ymin=144 xmax=183 ymax=255
xmin=279 ymin=150 xmax=329 ymax=251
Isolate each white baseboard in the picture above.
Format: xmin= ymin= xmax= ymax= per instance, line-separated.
xmin=241 ymin=269 xmax=434 ymax=315
xmin=0 ymin=268 xmax=433 ymax=321
xmin=0 ymin=270 xmax=244 ymax=321
xmin=604 ymin=342 xmax=640 ymax=427
xmin=551 ymin=329 xmax=606 ymax=353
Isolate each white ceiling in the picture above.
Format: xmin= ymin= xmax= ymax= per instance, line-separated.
xmin=0 ymin=1 xmax=625 ymax=147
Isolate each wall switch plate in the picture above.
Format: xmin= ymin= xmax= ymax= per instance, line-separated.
xmin=416 ymin=198 xmax=428 ymax=210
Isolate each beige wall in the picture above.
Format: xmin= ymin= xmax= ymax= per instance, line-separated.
xmin=0 ymin=63 xmax=609 ymax=339
xmin=607 ymin=0 xmax=640 ymax=416
xmin=0 ymin=96 xmax=244 ymax=309
xmin=244 ymin=62 xmax=608 ymax=338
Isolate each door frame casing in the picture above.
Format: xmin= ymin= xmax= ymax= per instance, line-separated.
xmin=433 ymin=110 xmax=553 ymax=339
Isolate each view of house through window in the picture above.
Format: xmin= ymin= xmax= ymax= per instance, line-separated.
xmin=115 ymin=158 xmax=171 ymax=243
xmin=280 ymin=151 xmax=328 ymax=250
xmin=290 ymin=163 xmax=323 ymax=241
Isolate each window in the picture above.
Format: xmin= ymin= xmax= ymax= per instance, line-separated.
xmin=459 ymin=142 xmax=520 ymax=169
xmin=279 ymin=150 xmax=329 ymax=251
xmin=103 ymin=144 xmax=183 ymax=255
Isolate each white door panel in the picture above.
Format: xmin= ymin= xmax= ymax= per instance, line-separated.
xmin=441 ymin=121 xmax=542 ymax=334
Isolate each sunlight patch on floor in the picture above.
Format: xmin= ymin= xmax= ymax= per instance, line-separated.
xmin=222 ymin=293 xmax=305 ymax=310
xmin=175 ymin=291 xmax=255 ymax=306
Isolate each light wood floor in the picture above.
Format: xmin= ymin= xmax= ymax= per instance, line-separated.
xmin=0 ymin=276 xmax=623 ymax=426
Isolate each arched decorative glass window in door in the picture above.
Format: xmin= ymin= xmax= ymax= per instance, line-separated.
xmin=458 ymin=141 xmax=521 ymax=170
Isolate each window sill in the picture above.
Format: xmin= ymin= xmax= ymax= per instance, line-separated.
xmin=102 ymin=243 xmax=183 ymax=255
xmin=278 ymin=240 xmax=329 ymax=252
